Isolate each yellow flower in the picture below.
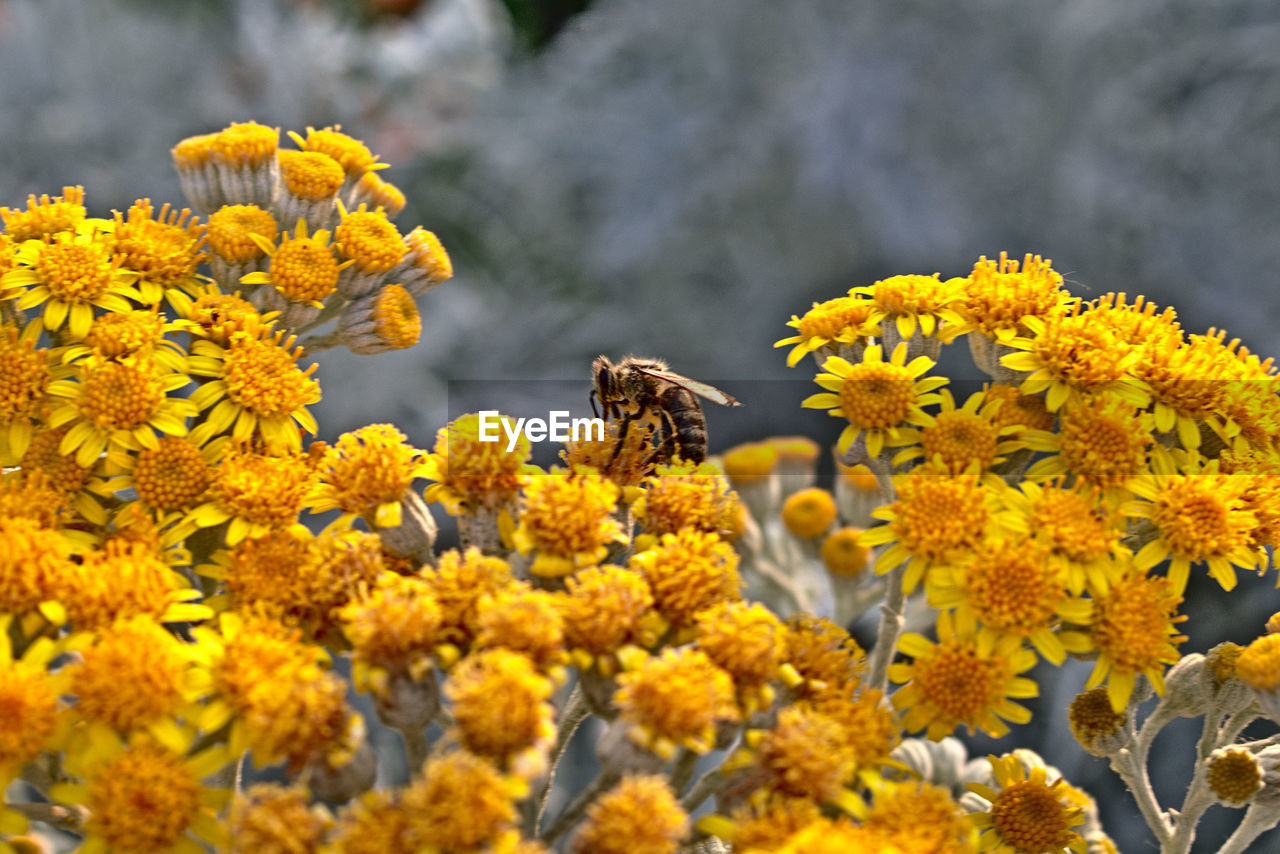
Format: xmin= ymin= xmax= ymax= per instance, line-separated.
xmin=718 ymin=796 xmax=822 ymax=853
xmin=421 ymin=412 xmax=539 ymax=514
xmin=188 ymin=328 xmax=321 ymax=452
xmin=851 ymin=272 xmax=964 ymax=341
xmin=59 ymin=308 xmax=187 ymax=375
xmin=892 ymin=388 xmax=1025 ymax=474
xmin=0 ymin=324 xmax=51 ymax=464
xmin=402 ymin=750 xmax=519 ymax=851
xmin=560 ymin=564 xmax=658 ymax=670
xmin=630 ymin=529 xmax=741 ymax=631
xmin=334 ymin=283 xmax=423 ymax=354
xmin=0 ymin=514 xmax=75 ymax=618
xmin=927 ymin=535 xmax=1091 ymax=665
xmin=1083 ymin=562 xmax=1187 ymax=711
xmin=1127 ymin=466 xmax=1264 ymax=593
xmin=108 ymin=199 xmax=207 ymax=305
xmin=781 ymin=487 xmax=837 ymax=538
xmin=174 ymin=282 xmax=275 ymax=345
xmin=951 ymin=252 xmax=1071 ymax=343
xmin=1066 ymin=687 xmax=1128 ymax=757
xmin=352 ymin=170 xmax=407 ymax=217
xmin=803 ymin=341 xmax=947 ymax=457
xmin=277 ymin=149 xmax=345 ymax=201
xmin=229 ymin=784 xmax=331 ymax=854
xmin=860 ymin=468 xmax=998 ymax=594
xmin=310 ymin=423 xmax=430 ymax=527
xmin=107 ymin=434 xmax=219 ymax=531
xmin=475 ymin=584 xmax=567 ymax=670
xmin=56 ymin=538 xmax=209 ymax=631
xmin=1204 ymin=746 xmax=1263 ymax=806
xmin=571 ymin=775 xmax=689 ymax=854
xmin=821 ymin=527 xmax=871 ymax=578
xmin=334 ymin=202 xmax=404 ymax=296
xmin=2 ymin=227 xmax=142 ymax=339
xmin=720 ymin=439 xmax=780 ymax=487
xmin=288 ymin=125 xmax=382 ymax=177
xmin=889 ymin=609 xmax=1039 ymax=740
xmin=614 ymin=647 xmax=738 ymax=757
xmin=240 ymin=217 xmax=351 ymax=310
xmin=1000 ymin=479 xmax=1127 ymax=596
xmin=423 ymin=547 xmax=517 ymax=648
xmin=0 ymin=615 xmax=66 ymax=783
xmin=205 ymin=204 xmax=278 ymax=266
xmin=982 ymin=381 xmax=1055 ymax=434
xmin=1230 ymin=632 xmax=1280 ymax=720
xmin=0 ymin=185 xmax=86 ymax=241
xmin=1000 ymin=304 xmax=1150 ymax=412
xmin=747 ymin=704 xmax=856 ymax=803
xmin=785 ymin=614 xmax=866 ymax=693
xmin=187 ymin=442 xmax=319 ymax=543
xmin=329 ymin=790 xmax=412 ymax=854
xmin=340 ymin=571 xmax=440 ymax=682
xmin=859 ymin=779 xmax=978 ymax=854
xmin=445 ymin=648 xmax=555 ymax=769
xmin=398 ymin=226 xmax=453 ymax=296
xmin=633 ymin=460 xmax=739 ymax=537
xmin=696 ymin=601 xmax=786 ymax=714
xmin=966 ymin=754 xmax=1087 ymax=854
xmin=774 ymin=295 xmax=880 ymax=368
xmin=513 ymin=467 xmax=625 ymax=578
xmin=1023 ymin=394 xmax=1154 ymax=497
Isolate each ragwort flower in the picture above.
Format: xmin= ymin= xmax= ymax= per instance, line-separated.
xmin=513 ymin=467 xmax=626 ymax=578
xmin=107 ymin=199 xmax=207 ymax=305
xmin=0 ymin=185 xmax=86 ymax=241
xmin=966 ymin=753 xmax=1088 ymax=854
xmin=614 ymin=647 xmax=738 ymax=757
xmin=572 ymin=775 xmax=689 ymax=854
xmin=774 ymin=295 xmax=880 ymax=368
xmin=310 ymin=423 xmax=431 ymax=527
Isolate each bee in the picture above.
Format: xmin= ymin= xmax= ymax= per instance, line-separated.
xmin=591 ymin=355 xmax=741 ymax=467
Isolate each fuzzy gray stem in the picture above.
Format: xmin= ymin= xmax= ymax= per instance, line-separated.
xmin=539 ymin=770 xmax=620 ymax=846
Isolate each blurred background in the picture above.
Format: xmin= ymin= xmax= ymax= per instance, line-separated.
xmin=4 ymin=0 xmax=1280 ymax=849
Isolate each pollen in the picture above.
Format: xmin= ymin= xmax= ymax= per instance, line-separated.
xmin=1205 ymin=746 xmax=1262 ymax=805
xmin=755 ymin=704 xmax=855 ymax=801
xmin=958 ymin=537 xmax=1064 ymax=638
xmin=0 ymin=660 xmax=59 ymax=773
xmin=572 ymin=775 xmax=689 ymax=854
xmin=316 ymin=423 xmax=425 ymax=521
xmin=1143 ymin=473 xmax=1256 ymax=568
xmin=185 ymin=289 xmax=270 ymax=344
xmin=837 ymin=359 xmax=918 ymax=430
xmin=0 ymin=516 xmax=71 ymax=614
xmin=19 ymin=427 xmax=90 ymax=495
xmin=0 ymin=325 xmax=50 ymax=428
xmin=77 ymin=359 xmax=165 ymax=430
xmin=207 ymin=204 xmax=279 ymax=263
xmin=445 ymin=648 xmax=554 ymax=763
xmin=110 ymin=199 xmax=206 ymax=290
xmin=70 ymin=617 xmax=189 ymax=733
xmin=1025 ymin=308 xmax=1131 ymax=389
xmin=515 ymin=468 xmax=624 ymax=577
xmin=278 ymin=149 xmax=346 ymax=201
xmin=368 ymin=283 xmax=421 ymax=349
xmin=230 ymin=785 xmax=331 ymax=854
xmin=402 ymin=750 xmax=516 ymax=851
xmin=0 ymin=469 xmax=71 ymax=530
xmin=635 ymin=462 xmax=739 ymax=536
xmin=0 ymin=185 xmax=85 ymax=241
xmin=560 ymin=564 xmax=656 ymax=658
xmin=82 ymin=309 xmax=166 ymax=359
xmin=821 ymin=527 xmax=871 ymax=577
xmin=883 ymin=471 xmax=990 ymax=571
xmin=212 ymin=120 xmax=279 ymax=167
xmin=1056 ymin=395 xmax=1152 ymax=488
xmin=267 ymin=230 xmax=342 ymax=302
xmin=336 ymin=204 xmax=404 ymax=274
xmin=630 ymin=529 xmax=742 ymax=630
xmin=614 ymin=647 xmax=738 ymax=754
xmin=222 ymin=331 xmax=321 ymax=418
xmin=133 ymin=436 xmax=211 ymax=509
xmin=85 ymin=743 xmax=203 ymax=853
xmin=695 ymin=600 xmax=787 ymax=688
xmin=34 ymin=233 xmax=117 ymax=303
xmin=781 ymin=487 xmax=838 ymax=538
xmin=1026 ymin=482 xmax=1119 ymax=567
xmin=1067 ymin=687 xmax=1127 ymax=757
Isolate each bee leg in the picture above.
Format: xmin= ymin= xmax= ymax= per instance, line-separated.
xmin=650 ymin=408 xmax=681 ymax=465
xmin=607 ymin=412 xmax=636 ymax=469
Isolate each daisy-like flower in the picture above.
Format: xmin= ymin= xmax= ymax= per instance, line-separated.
xmin=803 ymin=341 xmax=947 ymax=457
xmin=329 ymin=790 xmax=412 ymax=854
xmin=423 ymin=547 xmax=517 ymax=648
xmin=851 ymin=272 xmax=964 ymax=343
xmin=0 ymin=514 xmax=73 ymax=618
xmin=474 ymin=584 xmax=567 ymax=670
xmin=288 ymin=125 xmax=383 ymax=181
xmin=965 ymin=753 xmax=1088 ymax=854
xmin=340 ymin=570 xmax=440 ymax=689
xmin=422 ymin=412 xmax=540 ymax=515
xmin=1126 ymin=465 xmax=1264 ymax=593
xmin=745 ymin=704 xmax=857 ymax=804
xmin=889 ymin=609 xmax=1039 ymax=740
xmin=695 ymin=601 xmax=787 ymax=713
xmin=1204 ymin=746 xmax=1264 ymax=807
xmin=203 ymin=203 xmax=278 ymax=287
xmin=45 ymin=354 xmax=195 ymax=468
xmin=892 ymin=388 xmax=1025 ymax=474
xmin=632 ymin=460 xmax=739 ymax=539
xmin=1194 ymin=328 xmax=1280 ymax=450
xmin=614 ymin=647 xmax=739 ymax=757
xmin=1023 ymin=395 xmax=1155 ymax=498
xmin=105 ymin=434 xmax=220 ymax=533
xmin=310 ymin=423 xmax=431 ymax=527
xmin=821 ymin=527 xmax=871 ymax=578
xmin=228 ymin=785 xmax=331 ymax=854
xmin=1218 ymin=445 xmax=1280 ymax=551
xmin=59 ymin=307 xmax=188 ymax=374
xmin=53 ymin=737 xmax=231 ymax=854
xmin=571 ymin=775 xmax=689 ymax=854
xmin=630 ymin=528 xmax=742 ymax=632
xmin=0 ymin=614 xmax=67 ymax=787
xmin=401 ymin=750 xmax=520 ymax=852
xmin=17 ymin=424 xmax=111 ymax=526
xmin=0 ymin=323 xmax=51 ymax=464
xmin=927 ymin=535 xmax=1091 ymax=665
xmin=1000 ymin=304 xmax=1150 ymax=412
xmin=186 ymin=442 xmax=319 ymax=543
xmin=0 ymin=185 xmax=86 ymax=241
xmin=210 ymin=120 xmax=281 ymax=209
xmin=351 ymin=170 xmax=407 ymax=217
xmin=785 ymin=614 xmax=866 ymax=694
xmin=950 ymin=252 xmax=1072 ymax=345
xmin=333 ymin=283 xmax=422 ymax=354
xmin=54 ymin=538 xmax=210 ymax=630
xmin=857 ymin=779 xmax=978 ymax=854
xmin=2 ymin=227 xmax=142 ymax=339
xmin=774 ymin=295 xmax=880 ymax=368
xmin=512 ymin=467 xmax=626 ymax=578
xmin=1000 ymin=479 xmax=1127 ymax=596
xmin=860 ymin=468 xmax=999 ymax=594
xmin=334 ymin=202 xmax=405 ymax=299
xmin=1066 ymin=687 xmax=1128 ymax=758
xmin=239 ymin=218 xmax=353 ymax=324
xmin=444 ymin=648 xmax=555 ymax=771
xmin=1082 ymin=561 xmax=1187 ymax=711
xmin=804 ymin=684 xmax=900 ymax=781
xmin=107 ymin=199 xmax=207 ymax=306
xmin=712 ymin=796 xmax=823 ymax=854
xmin=188 ymin=327 xmax=321 ymax=452
xmin=173 ymin=282 xmax=275 ymax=345
xmin=560 ymin=564 xmax=659 ymax=673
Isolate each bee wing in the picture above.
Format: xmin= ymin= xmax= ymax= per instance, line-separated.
xmin=633 ymin=367 xmax=742 ymax=407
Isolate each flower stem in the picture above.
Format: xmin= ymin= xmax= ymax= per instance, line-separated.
xmin=540 ymin=770 xmax=620 ymax=846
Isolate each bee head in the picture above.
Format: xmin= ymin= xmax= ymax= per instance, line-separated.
xmin=592 ymin=355 xmax=618 ymax=401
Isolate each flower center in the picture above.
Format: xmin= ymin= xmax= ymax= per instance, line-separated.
xmin=838 ymin=362 xmax=915 ymax=430
xmin=922 ymin=411 xmax=997 ymax=471
xmin=135 ymin=437 xmax=211 ymax=509
xmin=372 ymin=284 xmax=421 ymax=349
xmin=207 ymin=205 xmax=278 ymax=262
xmin=270 ymin=237 xmax=340 ymax=302
xmin=990 ymin=780 xmax=1075 ymax=851
xmin=86 ymin=744 xmax=201 ymax=853
xmin=278 ymin=150 xmax=345 ymax=201
xmin=223 ymin=335 xmax=320 ymax=417
xmin=80 ymin=361 xmax=165 ymax=430
xmin=0 ymin=329 xmax=50 ymax=424
xmin=36 ymin=240 xmax=113 ymax=302
xmin=914 ymin=641 xmax=1004 ymax=723
xmin=336 ymin=208 xmax=403 ymax=273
